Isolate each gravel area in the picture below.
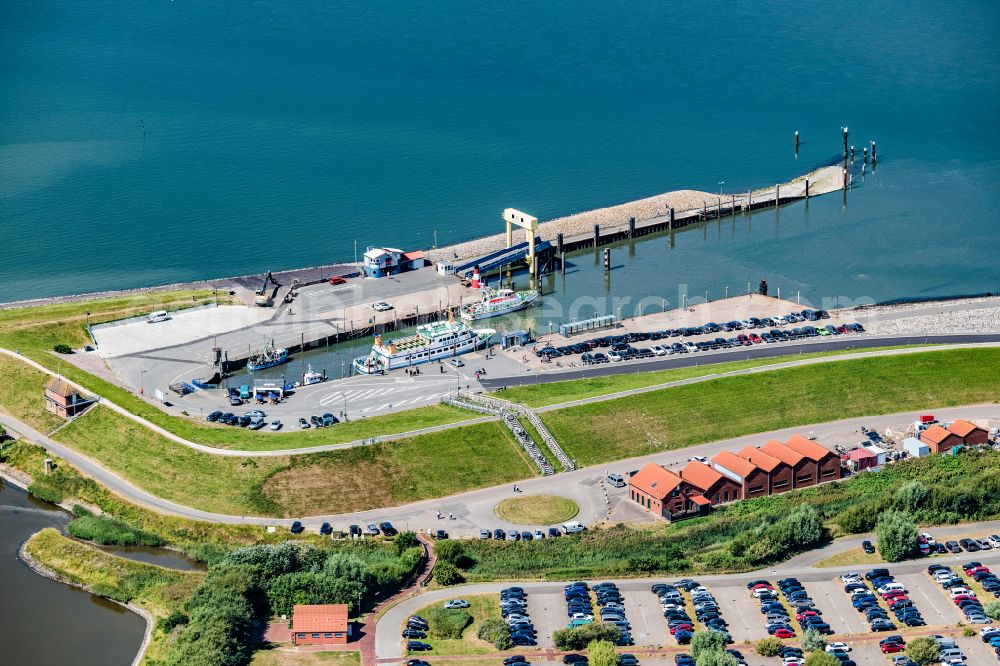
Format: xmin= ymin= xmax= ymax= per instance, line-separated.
xmin=851 ymin=296 xmax=1000 ymax=335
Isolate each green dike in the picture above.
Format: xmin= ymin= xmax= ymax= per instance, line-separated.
xmin=540 ymin=347 xmax=1000 ymax=466
xmin=24 ymin=528 xmax=204 ymax=664
xmin=500 ymin=344 xmax=947 ymax=408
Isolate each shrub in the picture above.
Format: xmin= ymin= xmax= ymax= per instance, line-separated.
xmin=72 ymin=504 xmax=94 ymax=517
xmin=27 ymin=482 xmax=64 ymax=504
xmin=53 ymin=344 xmax=73 ymax=354
xmin=895 ymin=481 xmax=928 ymax=512
xmin=875 ymin=509 xmax=918 ymax=562
xmin=433 ymin=562 xmax=465 ymax=586
xmin=435 ymin=540 xmax=473 ymax=569
xmin=156 ymin=610 xmax=189 ymax=632
xmin=477 ymin=617 xmax=511 ymax=649
xmin=695 ymin=652 xmax=737 ymax=666
xmin=395 ymin=531 xmax=420 ymax=555
xmin=756 ymin=638 xmax=782 ymax=656
xmin=424 ymin=605 xmax=472 ymax=639
xmin=801 ymin=628 xmax=826 ymax=652
xmin=904 ymin=636 xmax=940 ymax=665
xmin=553 ymin=623 xmax=621 ymax=651
xmin=985 ymin=600 xmax=1000 ymax=620
xmin=962 ymin=627 xmax=975 ymax=637
xmin=587 ymin=639 xmax=618 ymax=666
xmin=691 ymin=629 xmax=727 ymax=659
xmin=68 ymin=514 xmax=165 ymax=546
xmin=803 ymin=653 xmax=840 ymax=666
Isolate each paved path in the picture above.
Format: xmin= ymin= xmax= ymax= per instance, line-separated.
xmin=373 ymin=520 xmax=1000 ymax=661
xmin=2 ymin=402 xmax=997 ymax=530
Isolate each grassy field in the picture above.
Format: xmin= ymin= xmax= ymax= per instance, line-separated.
xmin=28 ymin=402 xmax=534 ymax=517
xmin=494 ymin=494 xmax=579 ymax=525
xmin=811 ymin=547 xmax=885 ymax=568
xmin=499 ymin=344 xmax=943 ymax=408
xmin=541 ymin=348 xmax=1000 ymax=466
xmin=0 ymin=356 xmax=63 ymax=433
xmin=25 ymin=527 xmax=204 ymax=664
xmin=409 ymin=595 xmax=501 ymax=655
xmin=251 ymin=650 xmax=361 ymax=666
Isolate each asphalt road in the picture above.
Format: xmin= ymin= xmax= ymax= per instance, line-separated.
xmin=481 ymin=333 xmax=1000 ymax=389
xmin=3 ymin=405 xmax=997 ymax=531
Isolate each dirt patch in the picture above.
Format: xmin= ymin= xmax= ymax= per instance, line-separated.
xmin=263 ymin=458 xmax=399 ymax=516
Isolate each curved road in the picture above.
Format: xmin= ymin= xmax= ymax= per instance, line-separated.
xmin=2 ymin=405 xmax=997 ymax=531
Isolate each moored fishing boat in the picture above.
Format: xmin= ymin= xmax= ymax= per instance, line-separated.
xmin=247 ymin=343 xmax=289 ymax=372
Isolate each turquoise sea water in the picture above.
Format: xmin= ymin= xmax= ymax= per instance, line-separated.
xmin=1 ymin=1 xmax=998 ymax=303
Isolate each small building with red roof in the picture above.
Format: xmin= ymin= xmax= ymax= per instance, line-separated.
xmin=947 ymin=419 xmax=989 ymax=446
xmin=712 ymin=450 xmax=769 ymax=499
xmin=783 ymin=434 xmax=841 ymax=483
xmin=681 ymin=460 xmax=742 ymax=505
xmin=291 ymin=604 xmax=350 ymax=646
xmin=761 ymin=439 xmax=817 ymax=488
xmin=735 ymin=445 xmax=794 ymax=494
xmin=920 ymin=423 xmax=963 ymax=454
xmin=629 ymin=463 xmax=708 ymax=520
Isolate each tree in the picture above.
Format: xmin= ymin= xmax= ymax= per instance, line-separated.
xmin=695 ymin=651 xmax=737 ymax=666
xmin=895 ymin=481 xmax=928 ymax=513
xmin=756 ymin=637 xmax=783 ymax=656
xmin=803 ymin=653 xmax=840 ymax=666
xmin=553 ymin=624 xmax=622 ymax=651
xmin=875 ymin=509 xmax=918 ymax=562
xmin=477 ymin=618 xmax=511 ymax=650
xmin=985 ymin=600 xmax=1000 ymax=620
xmin=690 ymin=629 xmax=727 ymax=659
xmin=432 ymin=561 xmax=464 ymax=586
xmin=801 ymin=627 xmax=826 ymax=652
xmin=904 ymin=637 xmax=941 ymax=665
xmin=53 ymin=344 xmax=73 ymax=354
xmin=587 ymin=639 xmax=618 ymax=666
xmin=394 ymin=531 xmax=419 ymax=554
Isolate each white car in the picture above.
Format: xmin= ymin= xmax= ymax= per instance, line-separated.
xmin=269 ymin=419 xmax=282 ymax=430
xmin=773 ymin=316 xmax=789 ymax=325
xmin=981 ymin=627 xmax=1000 ymax=638
xmin=607 ymin=350 xmax=624 ymax=362
xmin=534 ymin=530 xmax=545 ymax=540
xmin=650 ymin=345 xmax=668 ymax=356
xmin=570 ymin=613 xmax=593 ymax=621
xmin=976 ymin=538 xmax=992 ymax=550
xmin=989 ymin=534 xmax=1000 ymax=548
xmin=740 ymin=319 xmax=755 ymax=328
xmin=682 ymin=341 xmax=699 ymax=352
xmin=948 ymin=587 xmax=972 ymax=598
xmin=448 ymin=358 xmax=465 ymax=368
xmin=372 ymin=301 xmax=393 ymax=311
xmin=840 ymin=572 xmax=860 ymax=583
xmin=920 ymin=532 xmax=937 ymax=545
xmin=690 ymin=456 xmax=709 ymax=464
xmin=826 ymin=642 xmax=851 ymax=653
xmin=444 ymin=599 xmax=470 ymax=609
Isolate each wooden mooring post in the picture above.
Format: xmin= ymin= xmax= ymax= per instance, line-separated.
xmin=668 ymin=207 xmax=675 ymax=229
xmin=593 ymin=224 xmax=600 ymax=248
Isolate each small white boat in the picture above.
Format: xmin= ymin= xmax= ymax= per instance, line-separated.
xmin=460 ymin=286 xmax=539 ymax=321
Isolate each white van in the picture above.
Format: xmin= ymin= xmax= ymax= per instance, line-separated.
xmin=562 ymin=521 xmax=585 ymax=534
xmin=146 ymin=310 xmax=169 ymax=324
xmin=938 ymin=647 xmax=965 ymax=661
xmin=606 ymin=473 xmax=625 ymax=488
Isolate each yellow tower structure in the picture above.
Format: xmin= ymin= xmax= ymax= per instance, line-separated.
xmin=503 ymin=208 xmax=539 ymax=275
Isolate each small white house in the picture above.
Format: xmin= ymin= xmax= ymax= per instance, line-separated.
xmin=902 ymin=437 xmax=930 ymax=458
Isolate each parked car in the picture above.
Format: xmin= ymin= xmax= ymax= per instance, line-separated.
xmin=444 ymin=599 xmax=470 ymax=609
xmin=298 ymin=417 xmax=310 ymax=429
xmin=206 ymin=410 xmax=223 ymax=422
xmin=372 ymin=301 xmax=394 ymax=311
xmin=290 ymin=520 xmax=304 ymax=534
xmin=319 ymin=522 xmax=333 ymax=536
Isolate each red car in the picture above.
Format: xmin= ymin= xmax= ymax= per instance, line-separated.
xmin=328 ymin=276 xmax=347 ymax=285
xmin=880 ymin=643 xmax=904 ymax=654
xmin=796 ymin=611 xmax=818 ymax=621
xmin=967 ymin=566 xmax=989 ymax=575
xmin=749 ymin=333 xmax=762 ymax=343
xmin=953 ymin=594 xmax=976 ymax=604
xmin=670 ymin=624 xmax=693 ymax=635
xmin=774 ymin=628 xmax=794 ymax=639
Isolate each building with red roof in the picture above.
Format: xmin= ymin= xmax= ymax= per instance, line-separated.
xmin=761 ymin=439 xmax=817 ymax=488
xmin=735 ymin=445 xmax=794 ymax=494
xmin=628 ymin=463 xmax=708 ymax=520
xmin=712 ymin=450 xmax=769 ymax=499
xmin=291 ymin=604 xmax=350 ymax=646
xmin=681 ymin=460 xmax=742 ymax=505
xmin=947 ymin=419 xmax=989 ymax=446
xmin=784 ymin=434 xmax=841 ymax=483
xmin=920 ymin=424 xmax=963 ymax=454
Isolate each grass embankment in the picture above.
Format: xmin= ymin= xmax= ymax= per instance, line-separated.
xmin=495 ymin=495 xmax=580 ymax=525
xmin=454 ymin=450 xmax=1000 ymax=580
xmin=411 ymin=595 xmax=501 ymax=655
xmin=251 ymin=652 xmax=360 ymax=666
xmin=25 ymin=528 xmax=204 ymax=664
xmin=500 ymin=344 xmax=945 ymax=408
xmin=541 ymin=348 xmax=1000 ymax=466
xmin=812 ymin=548 xmax=884 ymax=568
xmin=0 ymin=293 xmax=476 ymax=451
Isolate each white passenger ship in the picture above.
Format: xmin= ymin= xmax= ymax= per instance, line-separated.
xmin=460 ymin=286 xmax=539 ymax=321
xmin=353 ymin=316 xmax=495 ymax=374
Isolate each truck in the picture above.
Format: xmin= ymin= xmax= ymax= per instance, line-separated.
xmin=562 ymin=521 xmax=585 ymax=534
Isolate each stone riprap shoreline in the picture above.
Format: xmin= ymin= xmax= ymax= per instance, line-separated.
xmin=856 ymin=296 xmax=1000 ymax=336
xmin=428 ymin=165 xmax=839 ymax=264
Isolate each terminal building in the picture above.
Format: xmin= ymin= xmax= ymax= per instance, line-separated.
xmin=363 ymin=246 xmax=425 ymax=278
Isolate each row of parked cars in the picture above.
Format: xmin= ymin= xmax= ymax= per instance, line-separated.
xmin=289 ymin=520 xmax=397 ymax=537
xmin=981 ymin=625 xmax=1000 ymax=661
xmin=538 ymin=321 xmax=865 ymax=364
xmin=843 ymin=568 xmax=926 ymax=633
xmin=480 ymin=527 xmax=562 ymax=541
xmin=206 ymin=408 xmax=280 ymax=430
xmin=567 ymin=581 xmax=634 ymax=645
xmin=501 ymin=586 xmax=537 ymax=647
xmin=930 ymin=562 xmax=995 ymax=624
